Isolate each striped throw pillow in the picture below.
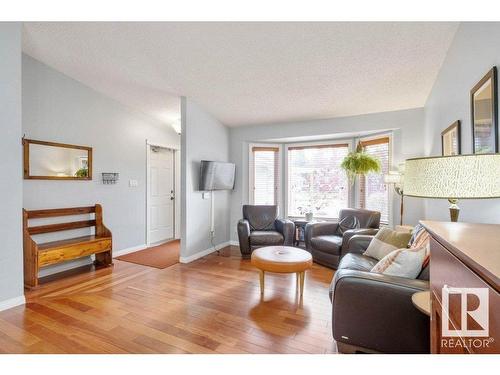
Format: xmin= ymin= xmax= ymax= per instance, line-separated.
xmin=371 ymin=246 xmax=427 ymax=279
xmin=409 ymin=225 xmax=431 ymax=268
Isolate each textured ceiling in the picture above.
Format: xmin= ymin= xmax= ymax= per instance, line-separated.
xmin=22 ymin=22 xmax=458 ymax=127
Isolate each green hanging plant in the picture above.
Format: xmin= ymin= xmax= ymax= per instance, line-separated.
xmin=341 ymin=142 xmax=381 ymax=183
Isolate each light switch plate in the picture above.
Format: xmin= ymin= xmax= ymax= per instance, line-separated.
xmin=129 ymin=179 xmax=139 ymax=187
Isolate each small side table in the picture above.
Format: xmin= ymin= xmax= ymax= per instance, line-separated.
xmin=293 ymin=219 xmax=308 ymax=247
xmin=293 ymin=219 xmax=325 ymax=247
xmin=412 ymin=290 xmax=431 ymax=316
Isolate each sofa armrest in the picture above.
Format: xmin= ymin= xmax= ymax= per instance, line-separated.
xmin=330 ymin=269 xmax=430 ymax=353
xmin=344 ymin=234 xmax=375 ymax=255
xmin=341 ymin=228 xmax=378 ymax=253
xmin=237 ymin=219 xmax=251 ymax=258
xmin=304 ymin=222 xmax=339 ymax=250
xmin=275 ymin=218 xmax=295 ymax=246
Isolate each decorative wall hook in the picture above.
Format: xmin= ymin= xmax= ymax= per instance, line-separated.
xmin=102 ymin=173 xmax=119 ymax=184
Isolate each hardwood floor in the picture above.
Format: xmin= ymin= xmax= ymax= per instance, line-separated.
xmin=0 ymin=246 xmax=337 ymax=354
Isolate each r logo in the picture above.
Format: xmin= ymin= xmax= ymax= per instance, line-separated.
xmin=442 ymin=286 xmax=489 ymax=337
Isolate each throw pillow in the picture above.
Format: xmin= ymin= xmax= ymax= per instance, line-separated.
xmin=371 ymin=246 xmax=427 ymax=279
xmin=409 ymin=224 xmax=431 ymax=268
xmin=363 ymin=227 xmax=412 ymax=260
xmin=408 ymin=223 xmax=424 ymax=246
xmin=336 ymin=215 xmax=360 ymax=236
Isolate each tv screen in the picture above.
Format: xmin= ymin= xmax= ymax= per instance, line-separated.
xmin=199 ymin=160 xmax=235 ymax=191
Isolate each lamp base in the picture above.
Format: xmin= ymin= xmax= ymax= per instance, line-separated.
xmin=448 ymin=199 xmax=460 ymax=222
xmin=394 ymin=187 xmax=404 ymax=226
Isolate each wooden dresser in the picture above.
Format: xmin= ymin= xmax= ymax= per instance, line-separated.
xmin=422 ymin=221 xmax=499 ymax=354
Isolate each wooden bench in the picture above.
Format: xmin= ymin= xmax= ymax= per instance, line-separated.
xmin=23 ymin=204 xmax=113 ymax=289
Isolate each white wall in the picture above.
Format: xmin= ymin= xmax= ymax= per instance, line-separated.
xmin=181 ymin=97 xmax=231 ymax=261
xmin=229 ymin=108 xmax=426 ymax=241
xmin=22 ymin=55 xmax=181 ymax=275
xmin=424 ymin=22 xmax=500 ymax=223
xmin=0 ymin=23 xmax=24 ymax=309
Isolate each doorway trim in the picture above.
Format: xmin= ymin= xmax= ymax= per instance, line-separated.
xmin=146 ymin=140 xmax=180 ymax=247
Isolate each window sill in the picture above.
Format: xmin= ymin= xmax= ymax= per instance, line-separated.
xmin=287 ymin=216 xmax=339 ymax=222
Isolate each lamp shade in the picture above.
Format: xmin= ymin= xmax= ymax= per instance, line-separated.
xmin=404 ymin=154 xmax=500 ymax=199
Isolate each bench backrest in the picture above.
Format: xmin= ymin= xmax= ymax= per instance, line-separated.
xmin=23 ymin=204 xmax=104 ymax=235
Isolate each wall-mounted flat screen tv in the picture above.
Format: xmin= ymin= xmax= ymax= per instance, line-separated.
xmin=199 ymin=160 xmax=235 ymax=191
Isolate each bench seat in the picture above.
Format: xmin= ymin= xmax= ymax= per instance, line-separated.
xmin=23 ymin=204 xmax=113 ymax=289
xmin=38 ymin=235 xmax=112 ymax=267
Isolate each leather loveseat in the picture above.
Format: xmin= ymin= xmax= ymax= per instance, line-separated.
xmin=329 ymin=234 xmax=430 ymax=354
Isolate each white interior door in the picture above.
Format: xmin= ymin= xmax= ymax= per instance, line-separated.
xmin=148 ymin=146 xmax=174 ymax=244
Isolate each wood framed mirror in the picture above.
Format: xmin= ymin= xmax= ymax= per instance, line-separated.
xmin=471 ymin=67 xmax=498 ymax=154
xmin=23 ymin=138 xmax=93 ymax=180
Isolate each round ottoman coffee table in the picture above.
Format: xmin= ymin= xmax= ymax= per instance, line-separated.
xmin=251 ymin=246 xmax=313 ymax=297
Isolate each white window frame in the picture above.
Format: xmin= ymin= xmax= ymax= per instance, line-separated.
xmin=248 ymin=143 xmax=283 ymax=212
xmin=356 ymin=132 xmax=393 ymax=227
xmin=284 ymin=139 xmax=354 ymax=220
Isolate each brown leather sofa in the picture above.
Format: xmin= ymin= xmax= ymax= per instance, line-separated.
xmin=330 ymin=234 xmax=430 ymax=354
xmin=237 ymin=205 xmax=295 ymax=259
xmin=304 ymin=208 xmax=380 ymax=269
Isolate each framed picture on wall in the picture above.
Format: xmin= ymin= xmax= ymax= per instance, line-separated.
xmin=441 ymin=120 xmax=461 ymax=156
xmin=470 ymin=67 xmax=498 ymax=154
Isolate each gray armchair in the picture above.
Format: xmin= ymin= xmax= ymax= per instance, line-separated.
xmin=305 ymin=208 xmax=381 ymax=269
xmin=237 ymin=205 xmax=295 ymax=259
xmin=330 ymin=234 xmax=430 ymax=354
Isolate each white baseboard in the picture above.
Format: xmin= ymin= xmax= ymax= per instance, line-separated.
xmin=179 ymin=241 xmax=231 ymax=263
xmin=229 ymin=240 xmax=239 ymax=246
xmin=113 ymin=243 xmax=147 ymax=258
xmin=0 ymin=295 xmax=26 ymax=312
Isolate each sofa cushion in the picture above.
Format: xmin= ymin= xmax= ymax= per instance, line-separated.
xmin=418 ymin=265 xmax=430 ymax=281
xmin=338 ymin=253 xmax=378 ymax=272
xmin=363 ymin=227 xmax=412 ymax=260
xmin=339 ymin=208 xmax=380 ymax=229
xmin=336 ymin=215 xmax=360 ymax=236
xmin=310 ymin=235 xmax=342 ymax=254
xmin=250 ymin=230 xmax=284 ymax=246
xmin=243 ymin=205 xmax=277 ymax=231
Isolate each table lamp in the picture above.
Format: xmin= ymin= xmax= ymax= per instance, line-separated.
xmin=403 ymin=154 xmax=500 ymax=222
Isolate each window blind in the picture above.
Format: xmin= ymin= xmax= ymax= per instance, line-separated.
xmin=358 ymin=137 xmax=390 ymax=224
xmin=287 ymin=144 xmax=349 ymax=218
xmin=252 ymin=147 xmax=279 ymax=205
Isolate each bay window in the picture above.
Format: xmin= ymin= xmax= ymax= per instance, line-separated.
xmin=358 ymin=136 xmax=390 ymax=224
xmin=287 ymin=143 xmax=349 ymax=219
xmin=250 ymin=145 xmax=280 ymax=206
